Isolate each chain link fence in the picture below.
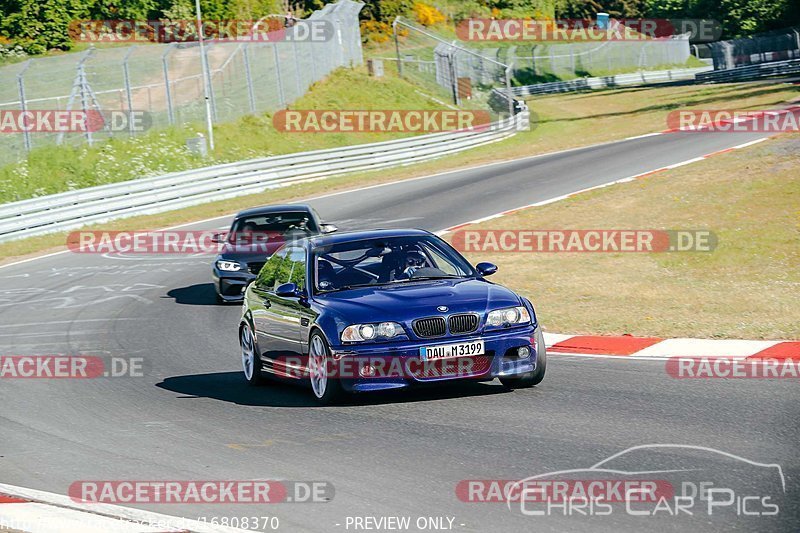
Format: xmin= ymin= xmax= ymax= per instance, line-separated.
xmin=491 ymin=37 xmax=692 ymax=83
xmin=392 ymin=17 xmax=513 ymax=116
xmin=0 ymin=0 xmax=364 ymax=168
xmin=709 ymin=27 xmax=800 ymax=70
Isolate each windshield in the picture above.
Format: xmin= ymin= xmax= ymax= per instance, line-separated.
xmin=228 ymin=212 xmax=317 ymax=245
xmin=313 ymin=235 xmax=475 ymax=293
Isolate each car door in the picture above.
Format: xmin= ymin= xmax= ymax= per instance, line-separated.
xmin=251 ymin=246 xmax=307 ymax=372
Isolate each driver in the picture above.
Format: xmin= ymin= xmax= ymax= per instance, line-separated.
xmin=401 ymin=250 xmax=427 ymax=279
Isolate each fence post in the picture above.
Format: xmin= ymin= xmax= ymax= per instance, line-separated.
xmin=123 ymin=46 xmax=136 ymax=136
xmin=78 ymin=59 xmax=93 ymax=146
xmin=448 ymin=46 xmax=460 ymax=106
xmin=16 ymin=60 xmax=32 ymax=153
xmin=393 ymin=18 xmax=404 ymax=77
xmin=334 ymin=17 xmax=345 ymax=67
xmin=162 ymin=45 xmax=175 ymax=125
xmin=273 ymin=44 xmax=286 ymax=107
xmin=505 ymin=65 xmax=514 ymax=118
xmin=242 ymin=44 xmax=256 ymax=114
xmin=309 ymin=41 xmax=318 ymax=81
xmin=203 ymin=43 xmax=218 ymax=121
xmin=291 ymin=39 xmax=303 ymax=97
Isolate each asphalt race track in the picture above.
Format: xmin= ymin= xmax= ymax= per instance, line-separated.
xmin=1 ymin=130 xmax=797 ymax=532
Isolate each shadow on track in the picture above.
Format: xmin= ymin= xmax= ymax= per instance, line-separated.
xmin=156 ymin=371 xmax=511 ymax=408
xmin=164 ymin=283 xmax=221 ymax=305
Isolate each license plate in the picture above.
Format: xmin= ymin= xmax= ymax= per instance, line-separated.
xmin=420 ymin=340 xmax=485 ymax=361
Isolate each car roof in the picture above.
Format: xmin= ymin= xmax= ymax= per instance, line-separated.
xmin=234 ymin=204 xmax=314 ymax=219
xmin=306 ymin=228 xmax=433 ymax=248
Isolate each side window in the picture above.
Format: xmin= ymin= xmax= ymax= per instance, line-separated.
xmin=256 ymin=248 xmax=289 ymax=291
xmin=286 ymin=247 xmax=307 ymax=291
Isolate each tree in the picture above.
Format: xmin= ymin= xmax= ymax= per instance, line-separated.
xmin=1 ymin=0 xmax=87 ymax=53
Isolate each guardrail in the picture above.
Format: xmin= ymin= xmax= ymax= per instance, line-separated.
xmin=0 ymin=112 xmax=527 ymax=243
xmin=511 ymin=66 xmax=712 ymax=97
xmin=695 ymin=59 xmax=800 ymax=83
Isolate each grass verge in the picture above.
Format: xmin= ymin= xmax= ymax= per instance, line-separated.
xmin=2 ymin=81 xmax=798 ymax=267
xmin=450 ymin=133 xmax=800 ymax=340
xmin=0 ymin=67 xmax=448 ymax=203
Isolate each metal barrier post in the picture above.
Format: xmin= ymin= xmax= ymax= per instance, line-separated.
xmin=273 ymin=44 xmax=285 ymax=107
xmin=393 ymin=18 xmax=404 ymax=77
xmin=16 ymin=60 xmax=32 ymax=153
xmin=162 ymin=45 xmax=175 ymax=125
xmin=242 ymin=44 xmax=256 ymax=114
xmin=292 ymin=39 xmax=303 ymax=96
xmin=123 ymin=47 xmax=136 ymax=136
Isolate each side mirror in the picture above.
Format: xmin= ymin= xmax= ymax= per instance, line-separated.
xmin=476 ymin=262 xmax=498 ymax=277
xmin=320 ymin=223 xmax=338 ymax=234
xmin=276 ymin=282 xmax=302 ymax=298
xmin=210 ymin=232 xmax=224 ymax=244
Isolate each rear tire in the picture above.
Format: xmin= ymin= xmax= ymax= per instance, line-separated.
xmin=308 ymin=332 xmax=344 ymax=405
xmin=240 ymin=322 xmax=266 ymax=386
xmin=500 ymin=326 xmax=546 ymax=389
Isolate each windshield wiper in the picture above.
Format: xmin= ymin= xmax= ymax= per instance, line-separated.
xmin=389 ymin=275 xmax=462 ymax=283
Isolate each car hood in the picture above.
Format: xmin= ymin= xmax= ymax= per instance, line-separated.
xmin=217 ymin=242 xmax=283 ymax=264
xmin=316 ymin=278 xmax=523 ymax=322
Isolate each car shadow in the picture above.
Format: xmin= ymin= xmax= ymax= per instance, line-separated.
xmin=164 ymin=283 xmax=223 ymax=306
xmin=156 ymin=371 xmax=511 ymax=408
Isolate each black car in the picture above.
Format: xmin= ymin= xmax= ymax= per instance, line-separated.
xmin=212 ymin=204 xmax=337 ymax=302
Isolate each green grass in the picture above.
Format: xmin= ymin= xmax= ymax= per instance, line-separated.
xmin=451 ymin=134 xmax=800 ymax=340
xmin=2 ymin=80 xmax=798 ymax=267
xmin=511 ymin=57 xmax=707 ymax=85
xmin=0 ymin=66 xmax=448 ymax=203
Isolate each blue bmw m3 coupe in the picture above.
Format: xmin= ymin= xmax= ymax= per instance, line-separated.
xmin=238 ymin=228 xmax=546 ymax=404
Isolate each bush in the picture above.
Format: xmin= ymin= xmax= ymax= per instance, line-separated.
xmin=360 ymin=20 xmax=393 ymax=44
xmin=412 ymin=2 xmax=446 ymax=26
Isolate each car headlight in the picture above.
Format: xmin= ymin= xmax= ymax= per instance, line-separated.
xmin=487 ymin=306 xmax=531 ymax=327
xmin=341 ymin=322 xmax=403 ymax=342
xmin=216 ymin=260 xmax=242 ymax=272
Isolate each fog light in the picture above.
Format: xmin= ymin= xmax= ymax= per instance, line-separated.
xmin=517 ymin=346 xmax=531 ymax=359
xmin=360 ymin=364 xmax=376 ymax=377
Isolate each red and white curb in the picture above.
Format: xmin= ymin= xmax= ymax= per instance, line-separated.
xmin=0 ymin=483 xmax=250 ymax=533
xmin=542 ymin=332 xmax=800 ymax=361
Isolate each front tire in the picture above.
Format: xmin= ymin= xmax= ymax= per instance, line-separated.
xmin=241 ymin=322 xmax=266 ymax=386
xmin=500 ymin=326 xmax=546 ymax=389
xmin=308 ymin=332 xmax=344 ymax=405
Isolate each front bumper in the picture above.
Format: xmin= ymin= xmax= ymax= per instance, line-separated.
xmin=212 ymin=268 xmax=255 ymax=302
xmin=329 ymin=325 xmax=538 ymax=393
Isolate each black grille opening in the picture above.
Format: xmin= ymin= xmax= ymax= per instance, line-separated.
xmin=247 ymin=262 xmax=265 ymax=275
xmin=449 ymin=313 xmax=479 ymax=334
xmin=413 ymin=317 xmax=446 ymax=338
